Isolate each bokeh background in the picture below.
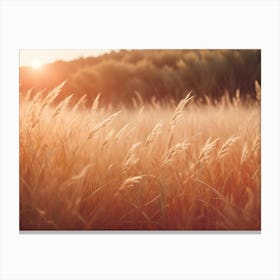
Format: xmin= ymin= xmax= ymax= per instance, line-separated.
xmin=20 ymin=49 xmax=261 ymax=106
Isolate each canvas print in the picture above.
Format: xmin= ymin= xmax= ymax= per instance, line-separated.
xmin=19 ymin=49 xmax=261 ymax=230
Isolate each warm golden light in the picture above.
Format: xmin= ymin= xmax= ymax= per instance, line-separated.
xmin=31 ymin=58 xmax=43 ymax=69
xmin=20 ymin=50 xmax=113 ymax=67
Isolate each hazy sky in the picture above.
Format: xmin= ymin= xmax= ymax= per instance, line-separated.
xmin=20 ymin=49 xmax=113 ymax=67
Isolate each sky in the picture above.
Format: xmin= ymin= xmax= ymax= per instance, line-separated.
xmin=20 ymin=49 xmax=113 ymax=67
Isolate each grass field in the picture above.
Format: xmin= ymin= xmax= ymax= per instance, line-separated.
xmin=20 ymin=83 xmax=261 ymax=230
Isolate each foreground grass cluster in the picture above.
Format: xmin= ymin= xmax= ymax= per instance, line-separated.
xmin=20 ymin=84 xmax=261 ymax=230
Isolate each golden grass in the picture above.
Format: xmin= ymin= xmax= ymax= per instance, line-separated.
xmin=20 ymin=85 xmax=261 ymax=230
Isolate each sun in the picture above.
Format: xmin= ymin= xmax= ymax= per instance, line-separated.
xmin=31 ymin=58 xmax=43 ymax=69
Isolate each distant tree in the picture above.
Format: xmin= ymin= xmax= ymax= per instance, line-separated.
xmin=20 ymin=49 xmax=261 ymax=106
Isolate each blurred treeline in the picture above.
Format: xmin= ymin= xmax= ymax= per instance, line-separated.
xmin=20 ymin=49 xmax=261 ymax=106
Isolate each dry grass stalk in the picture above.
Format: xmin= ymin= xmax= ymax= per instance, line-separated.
xmin=134 ymin=90 xmax=144 ymax=106
xmin=88 ymin=111 xmax=121 ymax=139
xmin=251 ymin=136 xmax=260 ymax=156
xmin=51 ymin=94 xmax=73 ymax=119
xmin=70 ymin=164 xmax=92 ymax=181
xmin=163 ymin=139 xmax=190 ymax=166
xmin=145 ymin=121 xmax=162 ymax=145
xmin=24 ymin=88 xmax=33 ymax=101
xmin=72 ymin=94 xmax=87 ymax=112
xmin=240 ymin=142 xmax=248 ymax=164
xmin=198 ymin=137 xmax=219 ymax=163
xmin=90 ymin=93 xmax=101 ymax=114
xmin=102 ymin=129 xmax=115 ymax=147
xmin=40 ymin=81 xmax=66 ymax=112
xmin=122 ymin=142 xmax=141 ymax=172
xmin=255 ymin=80 xmax=261 ymax=102
xmin=119 ymin=175 xmax=144 ymax=190
xmin=114 ymin=123 xmax=130 ymax=142
xmin=170 ymin=91 xmax=193 ymax=131
xmin=218 ymin=136 xmax=240 ymax=158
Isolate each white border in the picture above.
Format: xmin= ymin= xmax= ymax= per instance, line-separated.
xmin=1 ymin=1 xmax=279 ymax=279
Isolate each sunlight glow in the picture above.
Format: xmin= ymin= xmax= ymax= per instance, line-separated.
xmin=20 ymin=50 xmax=113 ymax=67
xmin=31 ymin=58 xmax=43 ymax=69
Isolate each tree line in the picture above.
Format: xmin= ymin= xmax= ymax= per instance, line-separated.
xmin=20 ymin=49 xmax=261 ymax=106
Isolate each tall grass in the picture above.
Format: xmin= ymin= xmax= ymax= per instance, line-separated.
xmin=20 ymin=84 xmax=261 ymax=230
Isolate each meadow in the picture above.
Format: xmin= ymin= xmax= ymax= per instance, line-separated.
xmin=20 ymin=82 xmax=261 ymax=230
